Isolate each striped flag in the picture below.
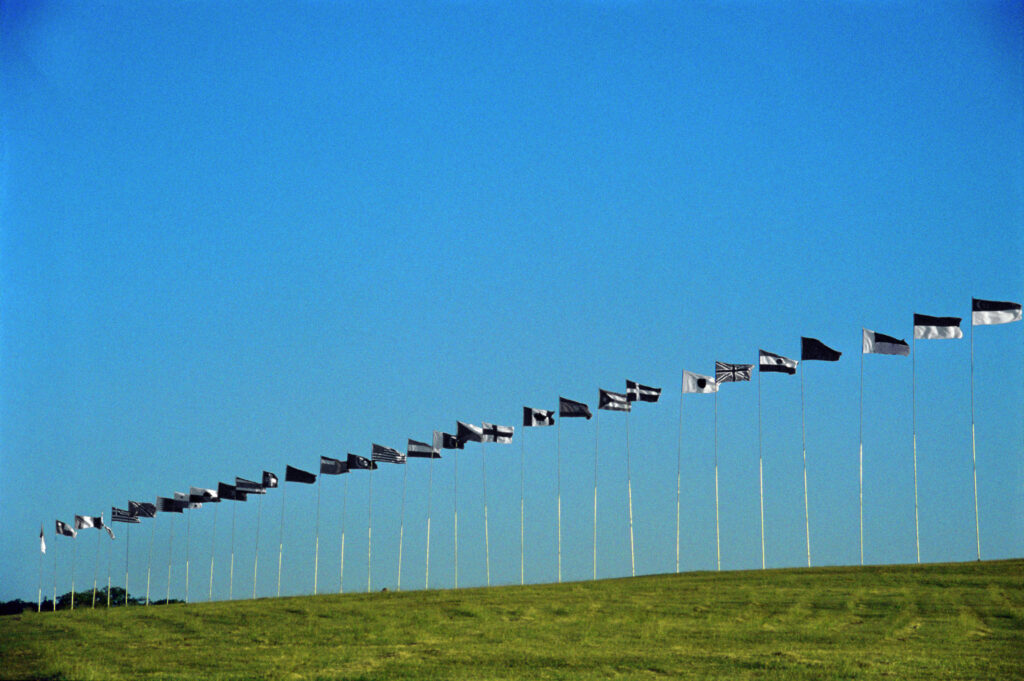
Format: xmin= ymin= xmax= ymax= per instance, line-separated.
xmin=235 ymin=477 xmax=266 ymax=495
xmin=111 ymin=507 xmax=140 ymax=524
xmin=482 ymin=422 xmax=514 ymax=443
xmin=759 ymin=349 xmax=798 ymax=374
xmin=598 ymin=389 xmax=631 ymax=411
xmin=913 ymin=314 xmax=962 ymax=340
xmin=626 ymin=380 xmax=661 ymax=402
xmin=715 ymin=361 xmax=753 ymax=383
xmin=863 ymin=329 xmax=910 ymax=356
xmin=972 ymin=298 xmax=1022 ymax=326
xmin=523 ymin=407 xmax=555 ymax=426
xmin=408 ymin=439 xmax=441 ymax=458
xmin=56 ymin=520 xmax=77 ymax=538
xmin=372 ymin=444 xmax=406 ymax=464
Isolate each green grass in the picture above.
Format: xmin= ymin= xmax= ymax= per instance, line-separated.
xmin=2 ymin=560 xmax=1022 ymax=680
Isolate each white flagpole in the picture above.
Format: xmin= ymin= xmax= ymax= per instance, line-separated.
xmin=397 ymin=458 xmax=408 ymax=591
xmin=367 ymin=469 xmax=373 ymax=593
xmin=714 ymin=390 xmax=721 ymax=572
xmin=106 ymin=530 xmax=112 ymax=608
xmin=208 ymin=504 xmax=218 ymax=601
xmin=185 ymin=508 xmax=191 ymax=603
xmin=758 ymin=367 xmax=766 ymax=570
xmin=859 ymin=346 xmax=865 ymax=566
xmin=970 ymin=316 xmax=981 ymax=561
xmin=556 ymin=418 xmax=562 ymax=584
xmin=52 ymin=538 xmax=58 ymax=611
xmin=426 ymin=449 xmax=434 ymax=589
xmin=912 ymin=336 xmax=920 ymax=563
xmin=593 ymin=411 xmax=599 ymax=581
xmin=92 ymin=523 xmax=101 ymax=607
xmin=125 ymin=524 xmax=130 ymax=607
xmin=37 ymin=530 xmax=43 ymax=612
xmin=676 ymin=375 xmax=684 ymax=573
xmin=277 ymin=482 xmax=287 ymax=597
xmin=71 ymin=536 xmax=77 ymax=610
xmin=146 ymin=514 xmax=155 ymax=605
xmin=166 ymin=516 xmax=173 ymax=604
xmin=453 ymin=447 xmax=459 ymax=589
xmin=253 ymin=493 xmax=262 ymax=599
xmin=519 ymin=429 xmax=525 ymax=586
xmin=482 ymin=440 xmax=491 ymax=587
xmin=339 ymin=474 xmax=347 ymax=593
xmin=626 ymin=411 xmax=636 ymax=578
xmin=801 ymin=368 xmax=811 ymax=567
xmin=314 ymin=476 xmax=321 ymax=595
xmin=229 ymin=502 xmax=236 ymax=600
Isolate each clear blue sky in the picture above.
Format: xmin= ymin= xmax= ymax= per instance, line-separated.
xmin=2 ymin=1 xmax=1021 ymax=602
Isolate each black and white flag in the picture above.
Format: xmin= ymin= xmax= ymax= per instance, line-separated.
xmin=56 ymin=519 xmax=76 ymax=538
xmin=129 ymin=501 xmax=157 ymax=518
xmin=913 ymin=314 xmax=963 ymax=340
xmin=598 ymin=389 xmax=631 ymax=411
xmin=439 ymin=432 xmax=464 ymax=450
xmin=235 ymin=478 xmax=266 ymax=495
xmin=456 ymin=421 xmax=484 ymax=444
xmin=626 ymin=380 xmax=661 ymax=402
xmin=682 ymin=370 xmax=719 ymax=394
xmin=218 ymin=482 xmax=247 ymax=501
xmin=104 ymin=525 xmax=115 ymax=540
xmin=523 ymin=407 xmax=555 ymax=426
xmin=156 ymin=497 xmax=185 ymax=513
xmin=285 ymin=465 xmax=317 ymax=484
xmin=176 ymin=491 xmax=202 ymax=509
xmin=74 ymin=515 xmax=103 ymax=530
xmin=482 ymin=422 xmax=514 ymax=443
xmin=189 ymin=487 xmax=219 ymax=504
xmin=111 ymin=507 xmax=139 ymax=524
xmin=372 ymin=443 xmax=407 ymax=464
xmin=320 ymin=456 xmax=349 ymax=475
xmin=347 ymin=453 xmax=378 ymax=470
xmin=801 ymin=337 xmax=842 ymax=361
xmin=559 ymin=397 xmax=593 ymax=419
xmin=262 ymin=471 xmax=279 ymax=489
xmin=972 ymin=298 xmax=1022 ymax=326
xmin=715 ymin=361 xmax=753 ymax=383
xmin=408 ymin=439 xmax=441 ymax=458
xmin=862 ymin=329 xmax=910 ymax=356
xmin=759 ymin=350 xmax=798 ymax=374
xmin=40 ymin=525 xmax=46 ymax=554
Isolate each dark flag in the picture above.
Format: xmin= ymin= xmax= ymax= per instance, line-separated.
xmin=235 ymin=477 xmax=266 ymax=495
xmin=320 ymin=456 xmax=349 ymax=475
xmin=862 ymin=329 xmax=910 ymax=356
xmin=972 ymin=298 xmax=1022 ymax=326
xmin=372 ymin=443 xmax=407 ymax=464
xmin=440 ymin=432 xmax=464 ymax=450
xmin=156 ymin=497 xmax=185 ymax=513
xmin=189 ymin=487 xmax=219 ymax=504
xmin=715 ymin=361 xmax=753 ymax=383
xmin=218 ymin=482 xmax=247 ymax=501
xmin=408 ymin=439 xmax=441 ymax=458
xmin=56 ymin=520 xmax=77 ymax=538
xmin=482 ymin=422 xmax=514 ymax=443
xmin=347 ymin=453 xmax=378 ymax=470
xmin=111 ymin=507 xmax=139 ymax=524
xmin=285 ymin=465 xmax=317 ymax=484
xmin=129 ymin=501 xmax=157 ymax=518
xmin=175 ymin=491 xmax=202 ymax=510
xmin=626 ymin=380 xmax=661 ymax=403
xmin=682 ymin=370 xmax=719 ymax=394
xmin=456 ymin=421 xmax=483 ymax=444
xmin=913 ymin=314 xmax=963 ymax=340
xmin=74 ymin=515 xmax=103 ymax=530
xmin=759 ymin=349 xmax=798 ymax=374
xmin=262 ymin=471 xmax=279 ymax=489
xmin=559 ymin=396 xmax=592 ymax=419
xmin=801 ymin=337 xmax=842 ymax=361
xmin=523 ymin=407 xmax=555 ymax=427
xmin=598 ymin=389 xmax=631 ymax=411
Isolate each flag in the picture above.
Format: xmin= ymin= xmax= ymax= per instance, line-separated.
xmin=218 ymin=482 xmax=247 ymax=501
xmin=40 ymin=525 xmax=46 ymax=554
xmin=176 ymin=491 xmax=202 ymax=510
xmin=129 ymin=501 xmax=156 ymax=518
xmin=372 ymin=443 xmax=406 ymax=464
xmin=189 ymin=487 xmax=219 ymax=504
xmin=801 ymin=337 xmax=842 ymax=361
xmin=715 ymin=361 xmax=753 ymax=383
xmin=347 ymin=453 xmax=378 ymax=470
xmin=862 ymin=329 xmax=910 ymax=356
xmin=972 ymin=298 xmax=1022 ymax=326
xmin=598 ymin=389 xmax=631 ymax=411
xmin=320 ymin=456 xmax=349 ymax=475
xmin=408 ymin=439 xmax=441 ymax=458
xmin=559 ymin=397 xmax=593 ymax=419
xmin=74 ymin=515 xmax=103 ymax=530
xmin=523 ymin=407 xmax=555 ymax=426
xmin=262 ymin=471 xmax=279 ymax=489
xmin=913 ymin=314 xmax=963 ymax=340
xmin=682 ymin=370 xmax=719 ymax=394
xmin=111 ymin=507 xmax=140 ymax=524
xmin=759 ymin=349 xmax=798 ymax=374
xmin=235 ymin=477 xmax=266 ymax=495
xmin=56 ymin=520 xmax=76 ymax=538
xmin=105 ymin=525 xmax=115 ymax=540
xmin=482 ymin=422 xmax=514 ymax=443
xmin=457 ymin=421 xmax=483 ymax=444
xmin=439 ymin=432 xmax=464 ymax=450
xmin=285 ymin=465 xmax=317 ymax=484
xmin=626 ymin=380 xmax=661 ymax=403
xmin=156 ymin=497 xmax=184 ymax=513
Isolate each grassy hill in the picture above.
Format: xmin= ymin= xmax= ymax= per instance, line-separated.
xmin=2 ymin=559 xmax=1022 ymax=680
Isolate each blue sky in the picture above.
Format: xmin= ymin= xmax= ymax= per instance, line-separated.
xmin=2 ymin=1 xmax=1021 ymax=602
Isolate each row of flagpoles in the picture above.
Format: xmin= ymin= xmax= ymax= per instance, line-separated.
xmin=36 ymin=298 xmax=1022 ymax=611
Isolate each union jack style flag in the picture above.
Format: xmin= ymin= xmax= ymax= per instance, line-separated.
xmin=715 ymin=361 xmax=753 ymax=383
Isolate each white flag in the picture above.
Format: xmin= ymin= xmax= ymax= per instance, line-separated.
xmin=682 ymin=370 xmax=719 ymax=394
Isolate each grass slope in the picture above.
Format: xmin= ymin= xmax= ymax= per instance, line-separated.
xmin=1 ymin=560 xmax=1022 ymax=681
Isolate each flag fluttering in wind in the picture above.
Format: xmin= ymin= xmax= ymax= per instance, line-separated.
xmin=598 ymin=389 xmax=631 ymax=411
xmin=285 ymin=465 xmax=317 ymax=484
xmin=56 ymin=520 xmax=76 ymax=538
xmin=863 ymin=329 xmax=910 ymax=356
xmin=439 ymin=432 xmax=464 ymax=449
xmin=262 ymin=471 xmax=279 ymax=489
xmin=408 ymin=439 xmax=441 ymax=458
xmin=913 ymin=314 xmax=962 ymax=340
xmin=682 ymin=370 xmax=719 ymax=393
xmin=175 ymin=491 xmax=201 ymax=509
xmin=715 ymin=362 xmax=753 ymax=383
xmin=801 ymin=337 xmax=842 ymax=361
xmin=372 ymin=443 xmax=407 ymax=464
xmin=104 ymin=525 xmax=115 ymax=540
xmin=156 ymin=497 xmax=184 ymax=513
xmin=218 ymin=482 xmax=247 ymax=501
xmin=129 ymin=501 xmax=156 ymax=518
xmin=759 ymin=349 xmax=798 ymax=374
xmin=523 ymin=407 xmax=555 ymax=426
xmin=347 ymin=453 xmax=378 ymax=470
xmin=626 ymin=380 xmax=661 ymax=402
xmin=972 ymin=298 xmax=1022 ymax=326
xmin=482 ymin=423 xmax=514 ymax=443
xmin=111 ymin=507 xmax=140 ymax=524
xmin=189 ymin=487 xmax=219 ymax=504
xmin=40 ymin=525 xmax=46 ymax=554
xmin=559 ymin=397 xmax=593 ymax=419
xmin=456 ymin=421 xmax=484 ymax=444
xmin=74 ymin=515 xmax=103 ymax=530
xmin=320 ymin=456 xmax=349 ymax=475
xmin=235 ymin=477 xmax=266 ymax=495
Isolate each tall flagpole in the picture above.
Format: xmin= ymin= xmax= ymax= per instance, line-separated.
xmin=184 ymin=508 xmax=191 ymax=603
xmin=52 ymin=540 xmax=58 ymax=611
xmin=556 ymin=417 xmax=562 ymax=583
xmin=229 ymin=502 xmax=236 ymax=599
xmin=125 ymin=524 xmax=131 ymax=606
xmin=146 ymin=514 xmax=155 ymax=605
xmin=397 ymin=457 xmax=408 ymax=591
xmin=758 ymin=367 xmax=766 ymax=570
xmin=276 ymin=482 xmax=287 ymax=597
xmin=626 ymin=412 xmax=636 ymax=578
xmin=166 ymin=516 xmax=174 ymax=604
xmin=37 ymin=529 xmax=44 ymax=612
xmin=453 ymin=447 xmax=459 ymax=589
xmin=676 ymin=374 xmax=684 ymax=573
xmin=912 ymin=336 xmax=920 ymax=563
xmin=253 ymin=493 xmax=262 ymax=599
xmin=426 ymin=448 xmax=434 ymax=589
xmin=801 ymin=368 xmax=811 ymax=567
xmin=714 ymin=390 xmax=721 ymax=571
xmin=519 ymin=429 xmax=525 ymax=586
xmin=593 ymin=411 xmax=600 ymax=581
xmin=106 ymin=531 xmax=112 ymax=607
xmin=970 ymin=316 xmax=981 ymax=561
xmin=71 ymin=537 xmax=77 ymax=610
xmin=92 ymin=522 xmax=101 ymax=607
xmin=208 ymin=504 xmax=218 ymax=601
xmin=339 ymin=474 xmax=348 ymax=593
xmin=859 ymin=346 xmax=864 ymax=566
xmin=367 ymin=469 xmax=373 ymax=593
xmin=314 ymin=476 xmax=321 ymax=595
xmin=482 ymin=440 xmax=491 ymax=587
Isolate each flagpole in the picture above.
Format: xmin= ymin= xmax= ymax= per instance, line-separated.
xmin=37 ymin=529 xmax=43 ymax=613
xmin=482 ymin=440 xmax=491 ymax=587
xmin=714 ymin=390 xmax=721 ymax=572
xmin=912 ymin=335 xmax=920 ymax=563
xmin=209 ymin=504 xmax=218 ymax=601
xmin=340 ymin=474 xmax=348 ymax=593
xmin=367 ymin=469 xmax=373 ymax=593
xmin=125 ymin=524 xmax=130 ymax=607
xmin=970 ymin=315 xmax=981 ymax=561
xmin=758 ymin=367 xmax=765 ymax=570
xmin=253 ymin=493 xmax=262 ymax=599
xmin=277 ymin=482 xmax=286 ymax=597
xmin=453 ymin=447 xmax=459 ymax=589
xmin=859 ymin=345 xmax=864 ymax=566
xmin=519 ymin=429 xmax=525 ymax=586
xmin=146 ymin=514 xmax=155 ymax=605
xmin=556 ymin=418 xmax=562 ymax=584
xmin=185 ymin=508 xmax=191 ymax=603
xmin=71 ymin=536 xmax=77 ymax=610
xmin=52 ymin=540 xmax=58 ymax=611
xmin=229 ymin=502 xmax=236 ymax=600
xmin=314 ymin=476 xmax=321 ymax=595
xmin=592 ymin=411 xmax=599 ymax=581
xmin=626 ymin=411 xmax=636 ymax=578
xmin=166 ymin=513 xmax=174 ymax=604
xmin=801 ymin=367 xmax=811 ymax=567
xmin=397 ymin=457 xmax=408 ymax=591
xmin=676 ymin=377 xmax=684 ymax=574
xmin=92 ymin=524 xmax=101 ymax=608
xmin=426 ymin=448 xmax=434 ymax=589
xmin=106 ymin=530 xmax=112 ymax=608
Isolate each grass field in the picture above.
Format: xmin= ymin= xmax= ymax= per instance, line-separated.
xmin=1 ymin=559 xmax=1022 ymax=680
